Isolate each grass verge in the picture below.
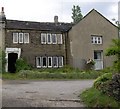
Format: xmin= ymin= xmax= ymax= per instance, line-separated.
xmin=80 ymin=87 xmax=120 ymax=108
xmin=2 ymin=68 xmax=106 ymax=80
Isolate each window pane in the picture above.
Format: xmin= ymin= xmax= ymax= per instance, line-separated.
xmin=13 ymin=33 xmax=18 ymax=43
xmin=36 ymin=57 xmax=41 ymax=68
xmin=42 ymin=57 xmax=47 ymax=67
xmin=19 ymin=33 xmax=23 ymax=43
xmin=91 ymin=36 xmax=102 ymax=44
xmin=41 ymin=33 xmax=46 ymax=44
xmin=53 ymin=57 xmax=58 ymax=67
xmin=58 ymin=57 xmax=63 ymax=67
xmin=52 ymin=34 xmax=57 ymax=44
xmin=47 ymin=34 xmax=52 ymax=44
xmin=94 ymin=51 xmax=102 ymax=60
xmin=48 ymin=57 xmax=52 ymax=67
xmin=57 ymin=34 xmax=62 ymax=44
xmin=24 ymin=33 xmax=29 ymax=43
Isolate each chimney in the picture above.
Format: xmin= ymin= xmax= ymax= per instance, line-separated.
xmin=2 ymin=7 xmax=4 ymax=13
xmin=54 ymin=16 xmax=58 ymax=23
xmin=0 ymin=7 xmax=6 ymax=21
xmin=1 ymin=7 xmax=5 ymax=15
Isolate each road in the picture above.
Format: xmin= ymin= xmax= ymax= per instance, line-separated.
xmin=2 ymin=80 xmax=94 ymax=107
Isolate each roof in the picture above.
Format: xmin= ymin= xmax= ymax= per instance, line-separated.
xmin=6 ymin=19 xmax=72 ymax=32
xmin=74 ymin=9 xmax=118 ymax=28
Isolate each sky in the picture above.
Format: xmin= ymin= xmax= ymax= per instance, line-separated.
xmin=0 ymin=0 xmax=119 ymax=23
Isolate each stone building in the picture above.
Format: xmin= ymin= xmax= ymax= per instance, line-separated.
xmin=0 ymin=7 xmax=118 ymax=72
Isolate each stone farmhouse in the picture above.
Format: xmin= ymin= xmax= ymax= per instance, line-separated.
xmin=0 ymin=7 xmax=118 ymax=73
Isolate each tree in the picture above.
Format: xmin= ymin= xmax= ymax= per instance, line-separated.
xmin=106 ymin=39 xmax=120 ymax=72
xmin=71 ymin=5 xmax=83 ymax=24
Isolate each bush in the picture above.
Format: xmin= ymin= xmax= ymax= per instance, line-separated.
xmin=15 ymin=58 xmax=31 ymax=72
xmin=94 ymin=73 xmax=120 ymax=101
xmin=109 ymin=73 xmax=120 ymax=101
xmin=94 ymin=73 xmax=112 ymax=90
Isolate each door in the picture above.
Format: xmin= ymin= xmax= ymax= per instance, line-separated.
xmin=94 ymin=51 xmax=103 ymax=70
xmin=8 ymin=53 xmax=18 ymax=73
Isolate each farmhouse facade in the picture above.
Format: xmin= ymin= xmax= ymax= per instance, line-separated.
xmin=0 ymin=7 xmax=118 ymax=73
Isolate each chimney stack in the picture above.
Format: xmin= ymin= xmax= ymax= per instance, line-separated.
xmin=0 ymin=7 xmax=6 ymax=21
xmin=54 ymin=16 xmax=58 ymax=23
xmin=1 ymin=7 xmax=5 ymax=15
xmin=2 ymin=7 xmax=4 ymax=13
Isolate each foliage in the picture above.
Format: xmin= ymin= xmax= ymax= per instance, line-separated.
xmin=94 ymin=73 xmax=113 ymax=90
xmin=86 ymin=59 xmax=95 ymax=70
xmin=15 ymin=58 xmax=31 ymax=72
xmin=0 ymin=50 xmax=6 ymax=73
xmin=17 ymin=68 xmax=106 ymax=79
xmin=80 ymin=87 xmax=120 ymax=108
xmin=2 ymin=73 xmax=20 ymax=80
xmin=105 ymin=39 xmax=120 ymax=72
xmin=2 ymin=67 xmax=106 ymax=80
xmin=94 ymin=73 xmax=120 ymax=101
xmin=71 ymin=5 xmax=83 ymax=24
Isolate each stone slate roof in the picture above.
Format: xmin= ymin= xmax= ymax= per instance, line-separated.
xmin=6 ymin=19 xmax=72 ymax=32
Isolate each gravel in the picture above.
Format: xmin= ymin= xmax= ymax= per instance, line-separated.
xmin=2 ymin=80 xmax=94 ymax=107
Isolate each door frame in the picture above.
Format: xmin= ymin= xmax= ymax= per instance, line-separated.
xmin=94 ymin=50 xmax=103 ymax=70
xmin=5 ymin=48 xmax=21 ymax=72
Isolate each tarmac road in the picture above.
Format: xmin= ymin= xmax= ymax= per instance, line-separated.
xmin=2 ymin=80 xmax=94 ymax=107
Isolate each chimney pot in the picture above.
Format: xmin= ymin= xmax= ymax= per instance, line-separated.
xmin=2 ymin=7 xmax=4 ymax=12
xmin=54 ymin=16 xmax=58 ymax=23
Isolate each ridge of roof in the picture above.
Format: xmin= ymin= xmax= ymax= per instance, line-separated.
xmin=73 ymin=8 xmax=118 ymax=28
xmin=6 ymin=19 xmax=72 ymax=32
xmin=6 ymin=19 xmax=71 ymax=25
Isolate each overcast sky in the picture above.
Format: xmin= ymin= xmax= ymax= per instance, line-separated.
xmin=0 ymin=0 xmax=119 ymax=23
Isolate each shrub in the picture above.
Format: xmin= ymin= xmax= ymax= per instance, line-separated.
xmin=109 ymin=73 xmax=120 ymax=101
xmin=94 ymin=73 xmax=120 ymax=101
xmin=15 ymin=58 xmax=31 ymax=72
xmin=94 ymin=73 xmax=112 ymax=90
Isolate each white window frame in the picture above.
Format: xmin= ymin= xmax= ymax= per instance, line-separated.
xmin=52 ymin=34 xmax=57 ymax=44
xmin=13 ymin=33 xmax=18 ymax=43
xmin=53 ymin=57 xmax=58 ymax=68
xmin=41 ymin=33 xmax=47 ymax=44
xmin=47 ymin=33 xmax=52 ymax=44
xmin=42 ymin=57 xmax=47 ymax=68
xmin=57 ymin=34 xmax=63 ymax=44
xmin=36 ymin=57 xmax=41 ymax=68
xmin=24 ymin=33 xmax=29 ymax=43
xmin=48 ymin=57 xmax=52 ymax=68
xmin=58 ymin=56 xmax=63 ymax=67
xmin=19 ymin=33 xmax=24 ymax=43
xmin=92 ymin=36 xmax=102 ymax=44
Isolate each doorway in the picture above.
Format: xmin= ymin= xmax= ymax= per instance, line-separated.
xmin=8 ymin=53 xmax=18 ymax=73
xmin=94 ymin=50 xmax=103 ymax=70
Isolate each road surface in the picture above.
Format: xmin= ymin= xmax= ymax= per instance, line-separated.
xmin=2 ymin=80 xmax=94 ymax=107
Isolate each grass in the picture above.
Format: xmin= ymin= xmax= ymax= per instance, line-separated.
xmin=2 ymin=68 xmax=106 ymax=80
xmin=2 ymin=73 xmax=21 ymax=80
xmin=2 ymin=66 xmax=114 ymax=80
xmin=80 ymin=87 xmax=120 ymax=108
